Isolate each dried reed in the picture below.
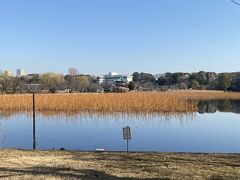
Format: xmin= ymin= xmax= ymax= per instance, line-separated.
xmin=0 ymin=91 xmax=239 ymax=114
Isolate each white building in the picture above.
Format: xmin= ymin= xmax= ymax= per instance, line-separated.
xmin=98 ymin=72 xmax=133 ymax=84
xmin=108 ymin=72 xmax=118 ymax=76
xmin=16 ymin=69 xmax=26 ymax=77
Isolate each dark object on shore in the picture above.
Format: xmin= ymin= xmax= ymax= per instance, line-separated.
xmin=59 ymin=148 xmax=65 ymax=151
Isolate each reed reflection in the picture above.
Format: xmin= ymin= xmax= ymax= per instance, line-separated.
xmin=0 ymin=110 xmax=196 ymax=126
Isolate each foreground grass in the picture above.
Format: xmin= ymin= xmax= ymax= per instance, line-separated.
xmin=1 ymin=91 xmax=240 ymax=114
xmin=0 ymin=150 xmax=240 ymax=179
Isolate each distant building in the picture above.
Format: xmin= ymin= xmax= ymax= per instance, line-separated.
xmin=25 ymin=84 xmax=42 ymax=93
xmin=108 ymin=72 xmax=118 ymax=76
xmin=16 ymin=69 xmax=26 ymax=77
xmin=4 ymin=70 xmax=13 ymax=77
xmin=97 ymin=72 xmax=133 ymax=84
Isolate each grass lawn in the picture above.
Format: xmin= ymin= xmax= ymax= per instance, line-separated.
xmin=0 ymin=149 xmax=240 ymax=179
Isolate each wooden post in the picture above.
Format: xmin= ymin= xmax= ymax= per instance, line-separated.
xmin=33 ymin=93 xmax=36 ymax=150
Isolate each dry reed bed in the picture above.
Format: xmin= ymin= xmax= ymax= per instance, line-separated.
xmin=175 ymin=91 xmax=240 ymax=100
xmin=0 ymin=91 xmax=240 ymax=114
xmin=0 ymin=93 xmax=195 ymax=113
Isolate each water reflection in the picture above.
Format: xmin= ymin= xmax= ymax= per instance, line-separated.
xmin=0 ymin=99 xmax=239 ymax=152
xmin=0 ymin=111 xmax=196 ymax=150
xmin=0 ymin=110 xmax=196 ymax=124
xmin=0 ymin=104 xmax=239 ymax=152
xmin=197 ymin=100 xmax=240 ymax=114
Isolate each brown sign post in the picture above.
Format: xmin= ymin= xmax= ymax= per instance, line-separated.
xmin=123 ymin=126 xmax=131 ymax=153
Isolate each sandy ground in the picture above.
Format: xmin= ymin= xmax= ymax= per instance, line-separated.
xmin=0 ymin=149 xmax=239 ymax=179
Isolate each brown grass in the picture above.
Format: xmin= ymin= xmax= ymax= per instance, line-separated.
xmin=0 ymin=149 xmax=240 ymax=179
xmin=0 ymin=91 xmax=240 ymax=114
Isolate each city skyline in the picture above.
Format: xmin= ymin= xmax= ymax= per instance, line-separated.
xmin=1 ymin=0 xmax=240 ymax=74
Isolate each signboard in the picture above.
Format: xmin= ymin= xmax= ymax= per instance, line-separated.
xmin=123 ymin=126 xmax=131 ymax=139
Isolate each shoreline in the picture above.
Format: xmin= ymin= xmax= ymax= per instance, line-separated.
xmin=8 ymin=148 xmax=240 ymax=155
xmin=0 ymin=149 xmax=240 ymax=179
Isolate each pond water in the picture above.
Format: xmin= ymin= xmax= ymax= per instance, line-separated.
xmin=0 ymin=100 xmax=240 ymax=153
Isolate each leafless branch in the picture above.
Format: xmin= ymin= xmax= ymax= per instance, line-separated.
xmin=230 ymin=0 xmax=240 ymax=5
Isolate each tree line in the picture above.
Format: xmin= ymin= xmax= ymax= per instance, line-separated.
xmin=131 ymin=71 xmax=240 ymax=92
xmin=0 ymin=69 xmax=240 ymax=93
xmin=0 ymin=68 xmax=102 ymax=93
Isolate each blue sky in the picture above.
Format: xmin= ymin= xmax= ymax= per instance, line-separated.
xmin=0 ymin=0 xmax=240 ymax=75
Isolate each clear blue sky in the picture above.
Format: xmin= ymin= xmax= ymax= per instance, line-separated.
xmin=0 ymin=0 xmax=240 ymax=75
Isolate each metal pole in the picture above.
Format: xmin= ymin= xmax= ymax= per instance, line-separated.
xmin=33 ymin=93 xmax=36 ymax=150
xmin=127 ymin=139 xmax=129 ymax=153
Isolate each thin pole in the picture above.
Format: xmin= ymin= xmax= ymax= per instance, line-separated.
xmin=127 ymin=139 xmax=129 ymax=153
xmin=33 ymin=93 xmax=36 ymax=150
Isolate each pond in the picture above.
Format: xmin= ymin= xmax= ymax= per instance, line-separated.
xmin=0 ymin=100 xmax=239 ymax=153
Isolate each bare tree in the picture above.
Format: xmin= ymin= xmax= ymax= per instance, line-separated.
xmin=68 ymin=68 xmax=79 ymax=76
